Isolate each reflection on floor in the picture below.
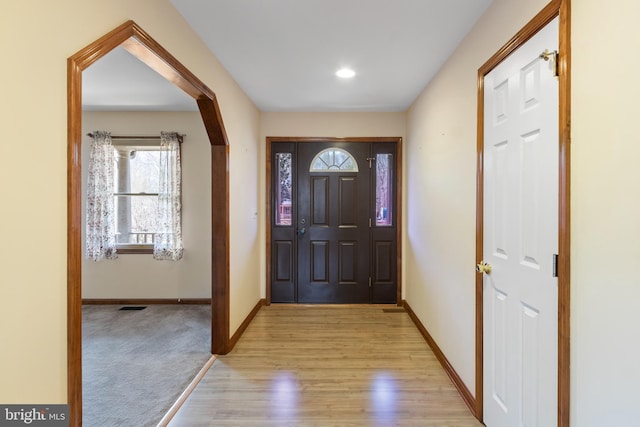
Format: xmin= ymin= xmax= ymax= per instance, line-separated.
xmin=169 ymin=304 xmax=482 ymax=426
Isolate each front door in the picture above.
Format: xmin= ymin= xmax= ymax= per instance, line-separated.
xmin=297 ymin=142 xmax=370 ymax=303
xmin=270 ymin=139 xmax=398 ymax=304
xmin=481 ymin=17 xmax=559 ymax=427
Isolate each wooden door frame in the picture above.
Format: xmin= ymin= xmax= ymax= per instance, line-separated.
xmin=67 ymin=21 xmax=230 ymax=427
xmin=266 ymin=137 xmax=403 ymax=305
xmin=475 ymin=0 xmax=571 ymax=425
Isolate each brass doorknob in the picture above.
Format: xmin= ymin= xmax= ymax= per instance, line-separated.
xmin=476 ymin=261 xmax=492 ymax=275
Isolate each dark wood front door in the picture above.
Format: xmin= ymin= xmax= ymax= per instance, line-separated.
xmin=297 ymin=142 xmax=371 ymax=303
xmin=270 ymin=139 xmax=398 ymax=304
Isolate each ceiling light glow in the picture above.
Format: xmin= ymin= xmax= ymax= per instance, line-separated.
xmin=336 ymin=68 xmax=356 ymax=78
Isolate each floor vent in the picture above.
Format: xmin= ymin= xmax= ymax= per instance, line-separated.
xmin=382 ymin=308 xmax=406 ymax=313
xmin=119 ymin=306 xmax=147 ymax=311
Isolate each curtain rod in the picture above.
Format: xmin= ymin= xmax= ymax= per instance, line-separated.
xmin=86 ymin=133 xmax=185 ymax=143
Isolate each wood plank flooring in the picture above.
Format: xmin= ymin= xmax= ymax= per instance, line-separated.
xmin=169 ymin=305 xmax=482 ymax=426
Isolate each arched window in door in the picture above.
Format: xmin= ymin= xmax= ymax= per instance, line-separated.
xmin=310 ymin=148 xmax=359 ymax=172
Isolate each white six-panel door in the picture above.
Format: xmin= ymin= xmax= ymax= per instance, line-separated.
xmin=483 ymin=17 xmax=559 ymax=427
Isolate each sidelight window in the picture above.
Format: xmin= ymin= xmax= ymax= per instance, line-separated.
xmin=275 ymin=152 xmax=293 ymax=226
xmin=375 ymin=153 xmax=393 ymax=226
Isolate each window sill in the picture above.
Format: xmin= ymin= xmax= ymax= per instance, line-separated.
xmin=117 ymin=246 xmax=153 ymax=255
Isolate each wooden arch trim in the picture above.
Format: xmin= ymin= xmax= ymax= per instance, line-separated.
xmin=475 ymin=0 xmax=570 ymax=425
xmin=67 ymin=20 xmax=230 ymax=426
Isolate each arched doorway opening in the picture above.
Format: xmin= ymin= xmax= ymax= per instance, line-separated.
xmin=67 ymin=20 xmax=230 ymax=426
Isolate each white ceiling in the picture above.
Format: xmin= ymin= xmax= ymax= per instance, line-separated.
xmin=83 ymin=0 xmax=492 ymax=112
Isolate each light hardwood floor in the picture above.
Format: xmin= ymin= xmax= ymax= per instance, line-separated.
xmin=169 ymin=305 xmax=483 ymax=427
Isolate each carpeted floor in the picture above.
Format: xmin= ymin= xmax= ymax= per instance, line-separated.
xmin=82 ymin=304 xmax=211 ymax=427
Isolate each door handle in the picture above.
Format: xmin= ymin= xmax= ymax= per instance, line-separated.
xmin=476 ymin=261 xmax=492 ymax=275
xmin=297 ymin=227 xmax=306 ymax=236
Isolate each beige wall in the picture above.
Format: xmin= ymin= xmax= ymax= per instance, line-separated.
xmin=0 ymin=0 xmax=260 ymax=403
xmin=82 ymin=112 xmax=211 ymax=299
xmin=261 ymin=112 xmax=407 ymax=138
xmin=229 ymin=104 xmax=262 ymax=335
xmin=571 ymin=0 xmax=640 ymax=424
xmin=405 ymin=0 xmax=550 ymax=396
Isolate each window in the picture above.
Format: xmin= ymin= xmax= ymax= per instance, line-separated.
xmin=113 ymin=144 xmax=161 ymax=251
xmin=275 ymin=152 xmax=293 ymax=226
xmin=310 ymin=148 xmax=359 ymax=172
xmin=86 ymin=131 xmax=183 ymax=260
xmin=375 ymin=153 xmax=393 ymax=226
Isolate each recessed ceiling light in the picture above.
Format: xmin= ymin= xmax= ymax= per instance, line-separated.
xmin=336 ymin=68 xmax=356 ymax=78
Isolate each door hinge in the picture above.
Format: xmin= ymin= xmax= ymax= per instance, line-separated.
xmin=552 ymin=254 xmax=559 ymax=277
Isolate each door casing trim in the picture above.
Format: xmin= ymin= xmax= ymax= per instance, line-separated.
xmin=475 ymin=0 xmax=571 ymax=425
xmin=266 ymin=137 xmax=403 ymax=305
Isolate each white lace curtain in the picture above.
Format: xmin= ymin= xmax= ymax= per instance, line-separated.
xmin=85 ymin=130 xmax=183 ymax=261
xmin=153 ymin=132 xmax=184 ymax=260
xmin=86 ymin=131 xmax=118 ymax=260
